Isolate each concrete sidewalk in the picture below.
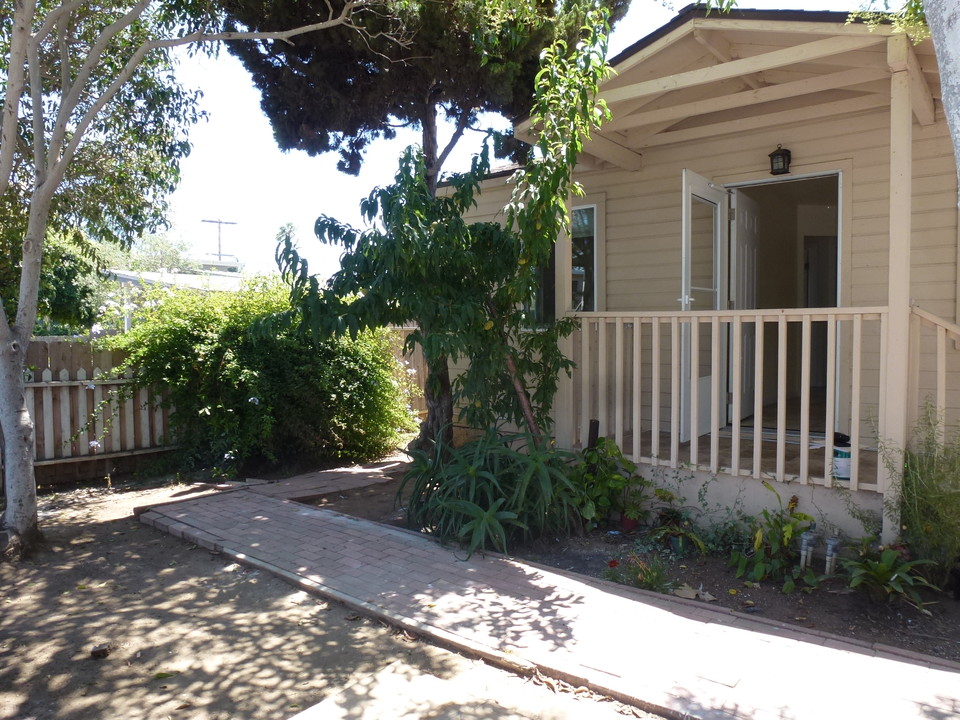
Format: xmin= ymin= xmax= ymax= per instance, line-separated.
xmin=139 ymin=464 xmax=960 ymax=720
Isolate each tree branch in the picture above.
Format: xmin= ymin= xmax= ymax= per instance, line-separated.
xmin=29 ymin=29 xmax=48 ymax=186
xmin=58 ymin=15 xmax=72 ymax=100
xmin=32 ymin=0 xmax=88 ymax=47
xmin=0 ymin=1 xmax=36 ymax=202
xmin=53 ymin=0 xmax=369 ymax=187
xmin=47 ymin=0 xmax=152 ymax=165
xmin=436 ymin=110 xmax=472 ymax=173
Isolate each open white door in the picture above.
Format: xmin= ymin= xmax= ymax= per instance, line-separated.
xmin=680 ymin=170 xmax=728 ymax=443
xmin=730 ymin=189 xmax=760 ymax=419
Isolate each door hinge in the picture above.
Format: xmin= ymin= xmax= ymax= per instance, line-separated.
xmin=729 ymin=206 xmax=736 ymax=222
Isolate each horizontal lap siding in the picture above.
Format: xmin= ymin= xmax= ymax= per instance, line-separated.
xmin=577 ymin=106 xmax=956 ymax=320
xmin=575 ymin=104 xmax=957 ymax=440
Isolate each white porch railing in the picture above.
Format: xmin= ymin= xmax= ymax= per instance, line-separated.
xmin=908 ymin=305 xmax=960 ymax=433
xmin=564 ymin=307 xmax=890 ymax=492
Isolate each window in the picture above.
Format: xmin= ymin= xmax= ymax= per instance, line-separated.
xmin=571 ymin=206 xmax=596 ymax=312
xmin=535 ymin=204 xmax=599 ymax=323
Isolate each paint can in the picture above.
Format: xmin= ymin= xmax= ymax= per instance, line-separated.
xmin=832 ymin=432 xmax=851 ymax=481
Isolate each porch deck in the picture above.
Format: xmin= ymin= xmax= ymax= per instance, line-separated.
xmin=615 ymin=427 xmax=879 ymax=490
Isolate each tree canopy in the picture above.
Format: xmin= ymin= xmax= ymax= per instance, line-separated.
xmin=223 ymin=0 xmax=628 ymax=187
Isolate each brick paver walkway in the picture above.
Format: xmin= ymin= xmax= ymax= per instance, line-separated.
xmin=139 ymin=465 xmax=960 ymax=720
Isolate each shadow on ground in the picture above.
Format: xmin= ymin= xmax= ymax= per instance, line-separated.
xmin=0 ymin=504 xmax=458 ymax=720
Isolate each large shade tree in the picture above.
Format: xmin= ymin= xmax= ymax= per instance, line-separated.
xmin=271 ymin=9 xmax=613 ymax=451
xmin=223 ymin=0 xmax=628 ymax=449
xmin=0 ymin=0 xmax=382 ymax=557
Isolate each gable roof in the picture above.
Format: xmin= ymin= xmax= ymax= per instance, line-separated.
xmin=518 ymin=6 xmax=939 ymax=171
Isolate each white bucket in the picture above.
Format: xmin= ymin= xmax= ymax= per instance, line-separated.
xmin=832 ymin=446 xmax=851 ymax=480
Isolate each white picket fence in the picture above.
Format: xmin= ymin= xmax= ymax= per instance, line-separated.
xmin=0 ymin=339 xmax=171 ymax=483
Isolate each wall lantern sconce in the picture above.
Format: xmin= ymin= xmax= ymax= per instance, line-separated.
xmin=769 ymin=144 xmax=792 ymax=175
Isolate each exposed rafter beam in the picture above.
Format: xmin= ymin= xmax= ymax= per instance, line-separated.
xmin=638 ymin=94 xmax=888 ymax=148
xmin=599 ymin=35 xmax=884 ymax=105
xmin=887 ymin=34 xmax=935 ymax=126
xmin=583 ymin=133 xmax=644 ymax=171
xmin=606 ymin=67 xmax=888 ymax=133
xmin=694 ymin=29 xmax=762 ymax=90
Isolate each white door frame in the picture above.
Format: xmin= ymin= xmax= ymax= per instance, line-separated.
xmin=680 ymin=169 xmax=729 ymax=443
xmin=724 ymin=170 xmax=844 ymax=434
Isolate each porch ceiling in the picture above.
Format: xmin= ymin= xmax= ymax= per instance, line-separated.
xmin=517 ymin=8 xmax=941 ymax=171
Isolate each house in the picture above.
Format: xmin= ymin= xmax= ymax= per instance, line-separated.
xmin=470 ymin=5 xmax=957 ymax=540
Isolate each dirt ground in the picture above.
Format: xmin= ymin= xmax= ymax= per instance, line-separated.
xmin=315 ymin=476 xmax=960 ymax=665
xmin=0 ymin=478 xmax=660 ymax=720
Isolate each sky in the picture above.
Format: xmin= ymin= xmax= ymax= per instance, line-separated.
xmin=165 ymin=1 xmax=852 ymax=280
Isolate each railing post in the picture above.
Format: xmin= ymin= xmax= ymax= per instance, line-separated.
xmin=554 ymin=328 xmax=576 ymax=450
xmin=882 ymin=36 xmax=914 ymax=543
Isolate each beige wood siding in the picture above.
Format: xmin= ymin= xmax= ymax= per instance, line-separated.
xmin=467 ymin=105 xmax=960 ymax=437
xmin=574 ymin=106 xmax=956 ymax=316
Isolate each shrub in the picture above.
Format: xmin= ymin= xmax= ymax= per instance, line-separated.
xmin=400 ymin=429 xmax=579 ymax=555
xmin=568 ymin=437 xmax=650 ymax=529
xmin=102 ymin=279 xmax=416 ymax=473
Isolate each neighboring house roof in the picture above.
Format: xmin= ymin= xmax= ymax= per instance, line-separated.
xmin=516 ymin=6 xmax=938 ymax=171
xmin=108 ymin=269 xmax=247 ymax=292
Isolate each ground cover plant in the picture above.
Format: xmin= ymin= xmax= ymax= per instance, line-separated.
xmin=103 ymin=279 xmax=416 ymax=474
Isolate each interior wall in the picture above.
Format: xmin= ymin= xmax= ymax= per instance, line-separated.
xmin=752 ymin=188 xmax=800 ymax=309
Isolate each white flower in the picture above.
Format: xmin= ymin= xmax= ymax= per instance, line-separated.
xmin=248 ymin=397 xmax=260 ymax=405
xmin=89 ymin=440 xmax=101 ymax=450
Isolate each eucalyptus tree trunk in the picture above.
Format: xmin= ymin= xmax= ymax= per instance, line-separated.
xmin=0 ymin=346 xmax=39 ymax=556
xmin=926 ymin=0 xmax=960 ymax=198
xmin=1 ymin=198 xmax=48 ymax=557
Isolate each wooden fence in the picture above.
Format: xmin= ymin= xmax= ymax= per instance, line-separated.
xmin=0 ymin=338 xmax=171 ymax=485
xmin=1 ymin=331 xmax=427 ymax=486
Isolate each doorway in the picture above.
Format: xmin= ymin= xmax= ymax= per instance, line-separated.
xmin=732 ymin=175 xmax=840 ymax=433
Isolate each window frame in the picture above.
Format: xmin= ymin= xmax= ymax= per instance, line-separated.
xmin=556 ymin=194 xmax=606 ymax=316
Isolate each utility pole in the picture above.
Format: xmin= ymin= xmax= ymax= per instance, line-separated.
xmin=201 ymin=219 xmax=237 ymax=261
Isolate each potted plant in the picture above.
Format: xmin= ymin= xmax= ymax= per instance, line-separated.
xmin=619 ymin=486 xmax=649 ymax=532
xmin=572 ymin=438 xmax=650 ymax=531
xmin=646 ymin=488 xmax=706 ymax=556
